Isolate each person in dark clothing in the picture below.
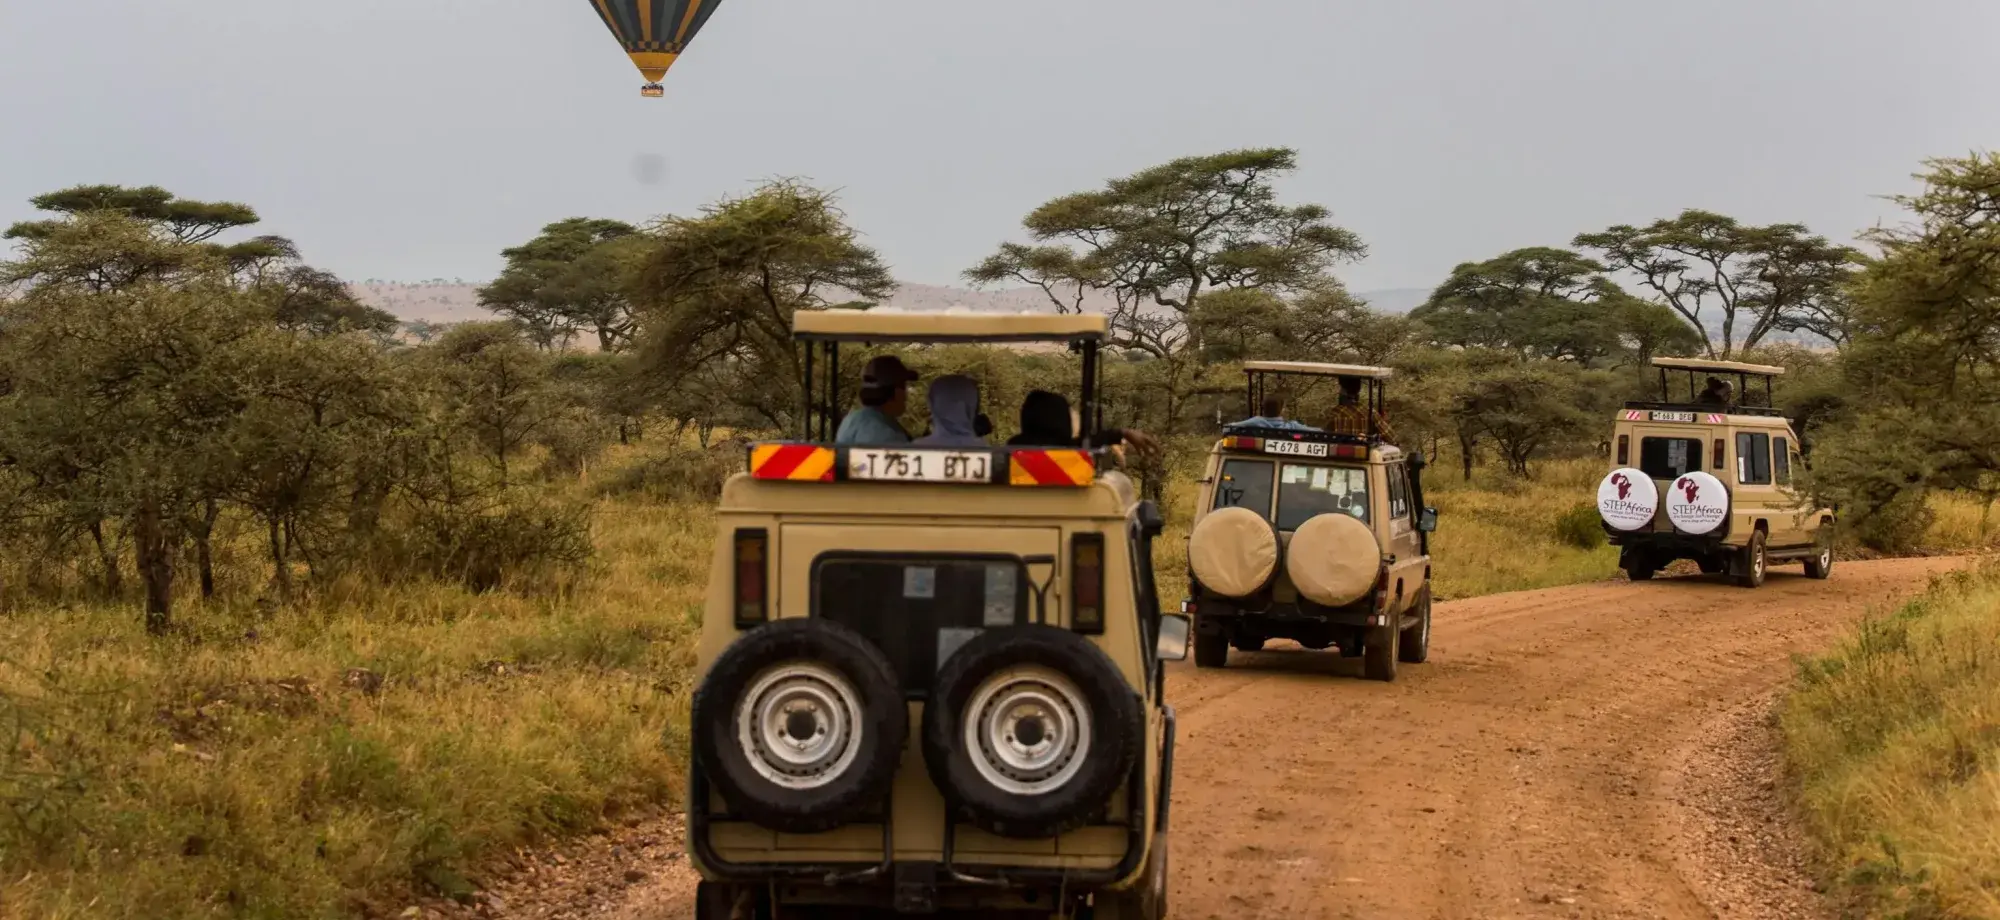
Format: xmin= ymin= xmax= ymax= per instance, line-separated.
xmin=1696 ymin=376 xmax=1735 ymax=407
xmin=1006 ymin=390 xmax=1158 ymax=454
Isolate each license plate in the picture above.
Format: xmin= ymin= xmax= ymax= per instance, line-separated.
xmin=1264 ymin=439 xmax=1330 ymax=457
xmin=1650 ymin=411 xmax=1696 ymax=423
xmin=848 ymin=449 xmax=992 ymax=483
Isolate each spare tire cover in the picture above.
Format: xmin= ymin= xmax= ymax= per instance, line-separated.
xmin=1285 ymin=512 xmax=1381 ymax=607
xmin=1665 ymin=471 xmax=1729 ymax=535
xmin=1188 ymin=506 xmax=1280 ymax=597
xmin=1597 ymin=467 xmax=1660 ymax=532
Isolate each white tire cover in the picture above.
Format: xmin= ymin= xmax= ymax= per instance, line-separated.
xmin=1188 ymin=506 xmax=1279 ymax=598
xmin=1665 ymin=471 xmax=1729 ymax=535
xmin=1597 ymin=467 xmax=1660 ymax=532
xmin=1285 ymin=512 xmax=1381 ymax=607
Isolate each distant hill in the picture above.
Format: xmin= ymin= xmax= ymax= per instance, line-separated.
xmin=349 ymin=280 xmax=1436 ymax=325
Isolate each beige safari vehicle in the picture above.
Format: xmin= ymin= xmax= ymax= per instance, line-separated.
xmin=1182 ymin=362 xmax=1437 ymax=682
xmin=688 ymin=310 xmax=1185 ymax=920
xmin=1595 ymin=357 xmax=1834 ymax=587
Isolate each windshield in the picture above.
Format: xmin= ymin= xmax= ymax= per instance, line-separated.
xmin=1639 ymin=437 xmax=1704 ymax=479
xmin=1277 ymin=463 xmax=1369 ymax=531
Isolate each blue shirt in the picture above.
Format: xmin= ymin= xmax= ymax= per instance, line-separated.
xmin=834 ymin=406 xmax=911 ymax=445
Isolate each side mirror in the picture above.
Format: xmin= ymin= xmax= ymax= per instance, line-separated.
xmin=1417 ymin=507 xmax=1439 ymax=533
xmin=1156 ymin=613 xmax=1191 ymax=662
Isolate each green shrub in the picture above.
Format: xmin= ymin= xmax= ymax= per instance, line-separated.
xmin=1553 ymin=501 xmax=1607 ymax=550
xmin=596 ymin=444 xmax=740 ymax=504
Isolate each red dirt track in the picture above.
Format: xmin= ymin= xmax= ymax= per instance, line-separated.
xmin=445 ymin=557 xmax=1963 ymax=920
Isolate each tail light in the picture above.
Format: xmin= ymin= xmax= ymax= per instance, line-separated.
xmin=1070 ymin=533 xmax=1105 ymax=634
xmin=1616 ymin=435 xmax=1629 ymax=465
xmin=1713 ymin=439 xmax=1725 ymax=470
xmin=733 ymin=529 xmax=769 ymax=628
xmin=1223 ymin=436 xmax=1262 ymax=451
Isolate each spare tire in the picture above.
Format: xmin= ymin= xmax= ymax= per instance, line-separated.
xmin=1188 ymin=506 xmax=1280 ymax=598
xmin=1286 ymin=513 xmax=1381 ymax=607
xmin=691 ymin=618 xmax=906 ymax=834
xmin=922 ymin=625 xmax=1142 ymax=839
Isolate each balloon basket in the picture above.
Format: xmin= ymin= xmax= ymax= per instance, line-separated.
xmin=640 ymin=83 xmax=665 ymax=97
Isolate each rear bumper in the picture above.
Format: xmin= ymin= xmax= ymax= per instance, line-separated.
xmin=1607 ymin=531 xmax=1732 ymax=557
xmin=1188 ymin=597 xmax=1373 ymax=630
xmin=687 ymin=707 xmax=1175 ymax=904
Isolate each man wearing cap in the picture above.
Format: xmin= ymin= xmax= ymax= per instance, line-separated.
xmin=835 ymin=355 xmax=919 ymax=445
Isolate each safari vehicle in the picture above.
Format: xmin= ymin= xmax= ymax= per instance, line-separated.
xmin=688 ymin=310 xmax=1185 ymax=920
xmin=1181 ymin=362 xmax=1437 ymax=682
xmin=1595 ymin=357 xmax=1834 ymax=588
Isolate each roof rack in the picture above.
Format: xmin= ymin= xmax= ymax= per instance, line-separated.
xmin=1651 ymin=356 xmax=1785 ymax=377
xmin=791 ymin=309 xmax=1108 ymax=344
xmin=1241 ymin=360 xmax=1393 ymax=380
xmin=1220 ymin=422 xmax=1378 ymax=446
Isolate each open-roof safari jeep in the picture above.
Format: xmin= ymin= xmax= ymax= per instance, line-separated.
xmin=1595 ymin=357 xmax=1834 ymax=588
xmin=688 ymin=310 xmax=1187 ymax=920
xmin=1181 ymin=362 xmax=1437 ymax=682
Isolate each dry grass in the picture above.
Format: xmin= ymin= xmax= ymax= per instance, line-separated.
xmin=1780 ymin=563 xmax=2000 ymax=919
xmin=0 ymin=473 xmax=712 ymax=920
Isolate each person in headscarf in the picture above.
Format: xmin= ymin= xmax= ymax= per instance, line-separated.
xmin=913 ymin=374 xmax=988 ymax=447
xmin=1007 ymin=390 xmax=1157 ymax=454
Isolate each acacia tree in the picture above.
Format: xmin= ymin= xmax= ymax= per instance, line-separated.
xmin=1814 ymin=153 xmax=2000 ymax=546
xmin=1574 ymin=210 xmax=1860 ymax=358
xmin=631 ymin=179 xmax=894 ymax=431
xmin=480 ymin=218 xmax=647 ymax=351
xmin=966 ymin=148 xmax=1367 ymax=433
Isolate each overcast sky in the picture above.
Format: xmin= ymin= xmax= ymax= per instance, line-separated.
xmin=2 ymin=0 xmax=1993 ymax=293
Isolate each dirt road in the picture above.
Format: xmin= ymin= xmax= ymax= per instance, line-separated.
xmin=441 ymin=557 xmax=1963 ymax=920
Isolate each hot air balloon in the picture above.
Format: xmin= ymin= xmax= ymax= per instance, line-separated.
xmin=585 ymin=0 xmax=726 ymax=97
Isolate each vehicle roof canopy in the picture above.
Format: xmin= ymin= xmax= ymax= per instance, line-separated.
xmin=792 ymin=309 xmax=1109 ymax=344
xmin=1651 ymin=356 xmax=1785 ymax=377
xmin=1242 ymin=360 xmax=1393 ymax=380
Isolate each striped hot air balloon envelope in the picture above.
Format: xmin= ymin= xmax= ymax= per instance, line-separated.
xmin=585 ymin=0 xmax=726 ymax=96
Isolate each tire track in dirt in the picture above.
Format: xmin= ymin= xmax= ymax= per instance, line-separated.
xmin=431 ymin=557 xmax=1962 ymax=919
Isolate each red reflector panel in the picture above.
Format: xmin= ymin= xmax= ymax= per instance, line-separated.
xmin=750 ymin=444 xmax=835 ymax=481
xmin=733 ymin=529 xmax=769 ymax=628
xmin=1224 ymin=436 xmax=1263 ymax=451
xmin=1009 ymin=449 xmax=1095 ymax=486
xmin=1071 ymin=533 xmax=1104 ymax=634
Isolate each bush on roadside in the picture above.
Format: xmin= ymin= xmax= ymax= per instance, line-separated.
xmin=595 ymin=444 xmax=740 ymax=504
xmin=1780 ymin=563 xmax=2000 ymax=919
xmin=1553 ymin=501 xmax=1607 ymax=550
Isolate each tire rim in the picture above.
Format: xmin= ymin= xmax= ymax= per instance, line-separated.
xmin=1754 ymin=544 xmax=1766 ymax=579
xmin=963 ymin=665 xmax=1092 ymax=796
xmin=1819 ymin=543 xmax=1832 ymax=570
xmin=1419 ymin=597 xmax=1431 ymax=646
xmin=734 ymin=662 xmax=863 ymax=790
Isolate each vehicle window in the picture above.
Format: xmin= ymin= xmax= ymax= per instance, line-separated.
xmin=814 ymin=555 xmax=1028 ymax=697
xmin=1737 ymin=432 xmax=1773 ymax=485
xmin=1639 ymin=437 xmax=1704 ymax=479
xmin=1276 ymin=463 xmax=1369 ymax=531
xmin=1775 ymin=437 xmax=1792 ymax=485
xmin=1213 ymin=459 xmax=1275 ymax=516
xmin=1388 ymin=464 xmax=1410 ymax=520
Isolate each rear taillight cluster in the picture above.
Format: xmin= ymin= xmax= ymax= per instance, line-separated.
xmin=733 ymin=529 xmax=768 ymax=628
xmin=1616 ymin=435 xmax=1629 ymax=466
xmin=1070 ymin=533 xmax=1104 ymax=634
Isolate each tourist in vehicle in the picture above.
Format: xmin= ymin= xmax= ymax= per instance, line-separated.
xmin=834 ymin=355 xmax=918 ymax=445
xmin=1007 ymin=390 xmax=1159 ymax=454
xmin=1696 ymin=376 xmax=1735 ymax=407
xmin=1230 ymin=393 xmax=1319 ymax=432
xmin=1325 ymin=377 xmax=1398 ymax=442
xmin=913 ymin=374 xmax=987 ymax=448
